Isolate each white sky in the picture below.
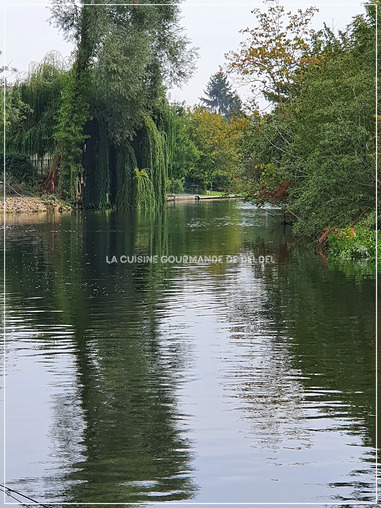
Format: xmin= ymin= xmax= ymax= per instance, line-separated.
xmin=2 ymin=0 xmax=366 ymax=106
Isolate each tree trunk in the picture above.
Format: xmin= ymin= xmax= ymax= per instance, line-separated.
xmin=45 ymin=152 xmax=61 ymax=194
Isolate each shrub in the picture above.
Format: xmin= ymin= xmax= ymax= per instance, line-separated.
xmin=167 ymin=178 xmax=184 ymax=194
xmin=0 ymin=153 xmax=36 ymax=187
xmin=328 ymin=226 xmax=377 ymax=261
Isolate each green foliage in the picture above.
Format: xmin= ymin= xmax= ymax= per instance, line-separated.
xmin=230 ymin=1 xmax=377 ymax=240
xmin=92 ymin=28 xmax=153 ymax=144
xmin=167 ymin=103 xmax=200 ymax=186
xmin=2 ymin=88 xmax=33 ymax=147
xmin=0 ymin=51 xmax=26 ymax=146
xmin=1 ymin=153 xmax=36 ymax=187
xmin=52 ymin=0 xmax=196 ymax=148
xmin=356 ymin=210 xmax=379 ymax=230
xmin=185 ymin=107 xmax=247 ymax=192
xmin=328 ymin=227 xmax=377 ymax=261
xmin=52 ymin=2 xmax=102 ymax=201
xmin=135 ymin=168 xmax=155 ymax=210
xmin=200 ymin=72 xmax=242 ymax=120
xmin=139 ymin=113 xmax=167 ymax=207
xmin=285 ymin=19 xmax=376 ymax=235
xmin=82 ymin=117 xmax=110 ymax=209
xmin=229 ymin=106 xmax=297 ymax=203
xmin=4 ymin=2 xmax=196 ymax=207
xmin=115 ymin=143 xmax=137 ymax=209
xmin=54 ymin=68 xmax=90 ymax=201
xmin=6 ymin=52 xmax=68 ymax=158
xmin=82 ymin=110 xmax=170 ymax=210
xmin=47 ymin=0 xmax=196 ymax=205
xmin=167 ymin=178 xmax=185 ymax=194
xmin=92 ymin=119 xmax=110 ymax=209
xmin=327 ymin=221 xmax=379 ymax=277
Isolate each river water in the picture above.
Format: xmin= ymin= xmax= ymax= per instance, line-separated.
xmin=1 ymin=200 xmax=378 ymax=506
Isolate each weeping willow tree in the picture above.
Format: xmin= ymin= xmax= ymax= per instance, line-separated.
xmin=82 ymin=117 xmax=111 ymax=209
xmin=134 ymin=168 xmax=155 ymax=209
xmin=82 ymin=105 xmax=175 ymax=210
xmin=116 ymin=101 xmax=177 ymax=210
xmin=152 ymin=96 xmax=177 ymax=189
xmin=46 ymin=0 xmax=196 ymax=208
xmin=138 ymin=114 xmax=167 ymax=208
xmin=5 ymin=51 xmax=68 ymax=158
xmin=4 ymin=1 xmax=195 ymax=207
xmin=114 ymin=143 xmax=137 ymax=209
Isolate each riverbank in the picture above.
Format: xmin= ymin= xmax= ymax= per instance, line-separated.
xmin=1 ymin=196 xmax=73 ymax=213
xmin=166 ymin=193 xmax=243 ymax=201
xmin=1 ymin=194 xmax=243 ymax=212
xmin=317 ymin=211 xmax=379 ymax=276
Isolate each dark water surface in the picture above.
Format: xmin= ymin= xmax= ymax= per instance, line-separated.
xmin=1 ymin=200 xmax=378 ymax=506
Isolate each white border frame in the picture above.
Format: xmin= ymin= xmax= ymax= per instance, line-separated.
xmin=2 ymin=1 xmax=379 ymax=505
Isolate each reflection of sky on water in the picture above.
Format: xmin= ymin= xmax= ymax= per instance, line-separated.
xmin=1 ymin=201 xmax=377 ymax=504
xmin=157 ymin=258 xmax=376 ymax=504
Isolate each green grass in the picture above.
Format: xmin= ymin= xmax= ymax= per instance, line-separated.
xmin=198 ymin=191 xmax=227 ymax=198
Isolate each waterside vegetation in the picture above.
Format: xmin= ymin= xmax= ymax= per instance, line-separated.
xmin=1 ymin=0 xmax=379 ymax=271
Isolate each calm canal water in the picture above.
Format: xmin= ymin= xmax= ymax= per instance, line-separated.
xmin=1 ymin=200 xmax=378 ymax=506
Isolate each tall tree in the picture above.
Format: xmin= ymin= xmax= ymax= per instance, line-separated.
xmin=47 ymin=0 xmax=196 ymax=204
xmin=47 ymin=1 xmax=106 ymax=198
xmin=200 ymin=72 xmax=242 ymax=120
xmin=284 ymin=10 xmax=377 ymax=235
xmin=231 ymin=1 xmax=377 ymax=236
xmin=185 ymin=107 xmax=245 ymax=192
xmin=226 ymin=0 xmax=318 ymax=104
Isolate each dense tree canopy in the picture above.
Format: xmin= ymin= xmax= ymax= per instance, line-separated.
xmin=4 ymin=0 xmax=197 ymax=208
xmin=228 ymin=0 xmax=378 ymax=239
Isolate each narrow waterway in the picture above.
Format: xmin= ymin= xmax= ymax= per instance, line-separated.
xmin=1 ymin=200 xmax=377 ymax=505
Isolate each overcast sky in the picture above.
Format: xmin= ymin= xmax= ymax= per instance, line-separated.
xmin=2 ymin=0 xmax=366 ymax=106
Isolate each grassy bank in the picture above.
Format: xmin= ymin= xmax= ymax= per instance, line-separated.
xmin=325 ymin=212 xmax=379 ymax=276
